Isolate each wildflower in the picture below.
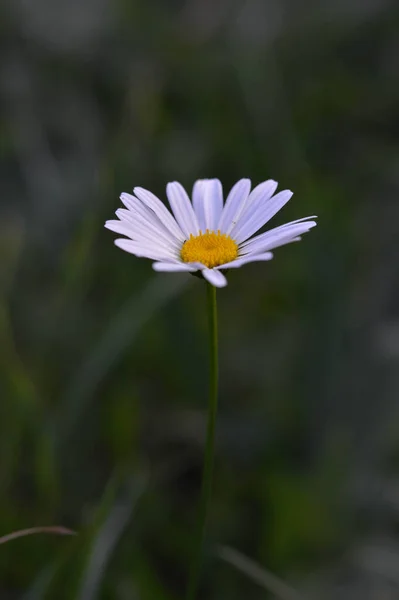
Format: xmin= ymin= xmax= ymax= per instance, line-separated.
xmin=105 ymin=179 xmax=316 ymax=288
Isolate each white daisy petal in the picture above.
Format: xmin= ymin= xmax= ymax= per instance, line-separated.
xmin=245 ymin=179 xmax=278 ymax=209
xmin=232 ymin=190 xmax=294 ymax=244
xmin=115 ymin=209 xmax=181 ymax=252
xmin=186 ymin=262 xmax=207 ymax=270
xmin=216 ymin=252 xmax=274 ymax=270
xmin=240 ymin=217 xmax=317 ymax=249
xmin=240 ymin=220 xmax=317 ymax=255
xmin=133 ymin=187 xmax=186 ymax=242
xmin=268 ymin=215 xmax=318 ymax=227
xmin=119 ymin=192 xmax=153 ymax=216
xmin=228 ymin=181 xmax=275 ymax=239
xmin=152 ymin=262 xmax=198 ymax=273
xmin=116 ymin=207 xmax=166 ymax=237
xmin=131 ymin=188 xmax=184 ymax=240
xmin=120 ymin=193 xmax=181 ymax=246
xmin=114 ymin=239 xmax=176 ymax=261
xmin=116 ymin=206 xmax=181 ymax=251
xmin=243 ymin=232 xmax=305 ymax=254
xmin=205 ymin=179 xmax=224 ymax=231
xmin=107 ymin=177 xmax=317 ymax=285
xmin=192 ymin=180 xmax=207 ymax=231
xmin=259 ymin=236 xmax=302 ymax=250
xmin=105 ymin=219 xmax=135 ymax=237
xmin=166 ymin=182 xmax=200 ymax=237
xmin=108 ymin=221 xmax=180 ymax=256
xmin=202 ymin=268 xmax=228 ymax=288
xmin=230 ymin=179 xmax=278 ymax=237
xmin=192 ymin=179 xmax=223 ymax=232
xmin=106 ymin=218 xmax=174 ymax=253
xmin=217 ymin=178 xmax=251 ymax=234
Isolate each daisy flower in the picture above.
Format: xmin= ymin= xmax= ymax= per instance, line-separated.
xmin=105 ymin=178 xmax=317 ymax=288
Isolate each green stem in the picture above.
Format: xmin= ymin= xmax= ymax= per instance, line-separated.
xmin=186 ymin=283 xmax=218 ymax=600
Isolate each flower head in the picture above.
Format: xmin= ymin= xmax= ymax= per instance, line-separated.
xmin=105 ymin=178 xmax=317 ymax=288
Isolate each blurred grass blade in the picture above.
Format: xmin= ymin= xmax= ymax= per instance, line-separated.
xmin=57 ymin=275 xmax=189 ymax=448
xmin=22 ymin=565 xmax=59 ymax=600
xmin=22 ymin=471 xmax=146 ymax=600
xmin=0 ymin=526 xmax=75 ymax=545
xmin=76 ymin=472 xmax=146 ymax=600
xmin=217 ymin=545 xmax=307 ymax=600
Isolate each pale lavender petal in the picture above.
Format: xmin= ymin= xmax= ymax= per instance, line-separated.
xmin=185 ymin=262 xmax=207 ymax=270
xmin=202 ymin=268 xmax=228 ymax=288
xmin=105 ymin=221 xmax=180 ymax=258
xmin=240 ymin=220 xmax=317 ymax=255
xmin=108 ymin=214 xmax=162 ymax=244
xmin=244 ymin=179 xmax=278 ymax=209
xmin=240 ymin=215 xmax=317 ymax=247
xmin=166 ymin=182 xmax=200 ymax=237
xmin=192 ymin=180 xmax=207 ymax=231
xmin=229 ymin=180 xmax=277 ymax=240
xmin=115 ymin=208 xmax=181 ymax=251
xmin=114 ymin=239 xmax=176 ymax=261
xmin=232 ymin=190 xmax=294 ymax=243
xmin=152 ymin=262 xmax=198 ymax=273
xmin=120 ymin=192 xmax=143 ymax=213
xmin=106 ymin=219 xmax=180 ymax=257
xmin=230 ymin=179 xmax=278 ymax=237
xmin=119 ymin=194 xmax=182 ymax=247
xmin=133 ymin=187 xmax=186 ymax=242
xmin=217 ymin=178 xmax=251 ymax=234
xmin=105 ymin=220 xmax=134 ymax=237
xmin=268 ymin=236 xmax=302 ymax=247
xmin=192 ymin=179 xmax=223 ymax=232
xmin=216 ymin=252 xmax=274 ymax=269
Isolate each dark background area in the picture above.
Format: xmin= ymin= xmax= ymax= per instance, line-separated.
xmin=1 ymin=0 xmax=399 ymax=598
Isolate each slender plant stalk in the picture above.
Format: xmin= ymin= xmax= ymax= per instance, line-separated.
xmin=186 ymin=283 xmax=219 ymax=600
xmin=0 ymin=526 xmax=76 ymax=545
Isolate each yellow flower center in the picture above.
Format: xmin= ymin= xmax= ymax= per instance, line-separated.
xmin=181 ymin=230 xmax=238 ymax=269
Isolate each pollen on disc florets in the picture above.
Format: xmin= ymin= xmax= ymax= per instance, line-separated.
xmin=180 ymin=229 xmax=238 ymax=269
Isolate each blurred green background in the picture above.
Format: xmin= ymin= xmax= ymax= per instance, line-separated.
xmin=1 ymin=0 xmax=399 ymax=598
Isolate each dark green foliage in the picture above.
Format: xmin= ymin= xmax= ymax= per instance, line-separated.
xmin=1 ymin=1 xmax=399 ymax=598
